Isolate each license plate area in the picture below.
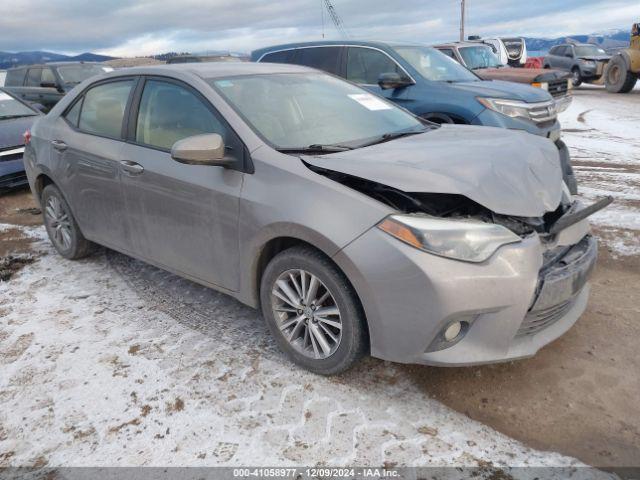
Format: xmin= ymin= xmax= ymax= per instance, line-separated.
xmin=530 ymin=235 xmax=597 ymax=312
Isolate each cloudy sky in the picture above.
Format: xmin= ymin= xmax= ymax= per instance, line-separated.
xmin=0 ymin=0 xmax=635 ymax=56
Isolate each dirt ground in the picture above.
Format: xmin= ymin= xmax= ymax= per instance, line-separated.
xmin=1 ymin=184 xmax=638 ymax=470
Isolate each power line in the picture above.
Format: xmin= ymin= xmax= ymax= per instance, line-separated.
xmin=460 ymin=0 xmax=466 ymax=42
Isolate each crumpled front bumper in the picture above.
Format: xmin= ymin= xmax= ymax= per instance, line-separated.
xmin=334 ymin=224 xmax=596 ymax=366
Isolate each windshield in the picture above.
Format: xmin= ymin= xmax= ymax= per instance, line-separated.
xmin=458 ymin=46 xmax=504 ymax=69
xmin=574 ymin=45 xmax=607 ymax=57
xmin=209 ymin=73 xmax=425 ymax=150
xmin=0 ymin=91 xmax=37 ymax=119
xmin=57 ymin=64 xmax=113 ymax=84
xmin=393 ymin=46 xmax=479 ymax=82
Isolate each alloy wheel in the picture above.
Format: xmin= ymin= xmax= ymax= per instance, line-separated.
xmin=44 ymin=195 xmax=72 ymax=251
xmin=271 ymin=269 xmax=343 ymax=359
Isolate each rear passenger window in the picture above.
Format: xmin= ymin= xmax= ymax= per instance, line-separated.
xmin=346 ymin=47 xmax=401 ymax=85
xmin=135 ymin=80 xmax=226 ymax=151
xmin=5 ymin=69 xmax=27 ymax=86
xmin=26 ymin=68 xmax=43 ymax=87
xmin=294 ymin=47 xmax=341 ymax=74
xmin=261 ymin=50 xmax=293 ymax=63
xmin=41 ymin=68 xmax=56 ymax=85
xmin=64 ymin=99 xmax=83 ymax=127
xmin=78 ymin=80 xmax=133 ymax=138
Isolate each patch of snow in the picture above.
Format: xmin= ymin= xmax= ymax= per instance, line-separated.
xmin=561 ymin=90 xmax=640 ymax=256
xmin=0 ymin=226 xmax=604 ymax=474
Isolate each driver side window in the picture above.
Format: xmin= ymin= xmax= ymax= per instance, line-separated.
xmin=346 ymin=47 xmax=400 ymax=85
xmin=135 ymin=80 xmax=226 ymax=151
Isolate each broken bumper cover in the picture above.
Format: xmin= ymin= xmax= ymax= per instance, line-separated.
xmin=334 ymin=227 xmax=596 ymax=366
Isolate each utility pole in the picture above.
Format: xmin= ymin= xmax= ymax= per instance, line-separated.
xmin=321 ymin=0 xmax=325 ymax=38
xmin=459 ymin=0 xmax=466 ymax=42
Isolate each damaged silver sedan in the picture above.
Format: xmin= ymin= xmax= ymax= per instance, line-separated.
xmin=23 ymin=63 xmax=610 ymax=374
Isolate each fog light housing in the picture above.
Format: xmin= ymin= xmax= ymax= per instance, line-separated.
xmin=425 ymin=317 xmax=474 ymax=353
xmin=444 ymin=321 xmax=462 ymax=342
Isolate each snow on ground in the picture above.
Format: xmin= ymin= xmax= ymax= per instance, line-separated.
xmin=559 ymin=88 xmax=640 ymax=257
xmin=0 ymin=227 xmax=609 ymax=477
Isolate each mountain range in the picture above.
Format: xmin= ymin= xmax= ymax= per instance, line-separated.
xmin=0 ymin=28 xmax=632 ymax=70
xmin=0 ymin=51 xmax=116 ymax=70
xmin=524 ymin=29 xmax=630 ymax=54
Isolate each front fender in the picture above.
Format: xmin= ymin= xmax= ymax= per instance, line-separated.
xmin=237 ymin=222 xmax=356 ymax=308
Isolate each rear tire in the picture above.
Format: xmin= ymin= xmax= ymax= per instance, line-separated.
xmin=605 ymin=55 xmax=637 ymax=94
xmin=260 ymin=245 xmax=368 ymax=375
xmin=41 ymin=184 xmax=95 ymax=260
xmin=571 ymin=68 xmax=583 ymax=87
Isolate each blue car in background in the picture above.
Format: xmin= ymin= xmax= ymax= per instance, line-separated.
xmin=0 ymin=88 xmax=41 ymax=191
xmin=252 ymin=41 xmax=577 ymax=193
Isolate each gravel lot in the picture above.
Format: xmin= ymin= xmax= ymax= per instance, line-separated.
xmin=0 ymin=86 xmax=638 ymax=475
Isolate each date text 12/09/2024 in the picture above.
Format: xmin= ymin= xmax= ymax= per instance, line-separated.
xmin=233 ymin=468 xmax=399 ymax=478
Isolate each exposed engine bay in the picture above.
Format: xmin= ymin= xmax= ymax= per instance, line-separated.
xmin=306 ymin=162 xmax=612 ymax=238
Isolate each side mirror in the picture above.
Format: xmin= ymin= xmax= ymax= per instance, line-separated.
xmin=171 ymin=133 xmax=233 ymax=167
xmin=565 ymin=53 xmax=574 ymax=58
xmin=40 ymin=81 xmax=57 ymax=88
xmin=31 ymin=103 xmax=46 ymax=112
xmin=378 ymin=72 xmax=413 ymax=90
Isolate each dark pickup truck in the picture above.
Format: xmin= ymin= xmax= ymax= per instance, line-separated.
xmin=3 ymin=62 xmax=112 ymax=111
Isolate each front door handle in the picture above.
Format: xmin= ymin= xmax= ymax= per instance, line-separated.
xmin=120 ymin=160 xmax=144 ymax=175
xmin=51 ymin=140 xmax=67 ymax=151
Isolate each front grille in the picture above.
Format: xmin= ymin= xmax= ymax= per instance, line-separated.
xmin=517 ymin=235 xmax=596 ymax=338
xmin=0 ymin=145 xmax=24 ymax=163
xmin=516 ymin=297 xmax=576 ymax=337
xmin=529 ymin=101 xmax=557 ymax=124
xmin=547 ymin=79 xmax=568 ymax=98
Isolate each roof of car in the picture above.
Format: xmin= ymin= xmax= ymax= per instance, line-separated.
xmin=103 ymin=62 xmax=318 ymax=80
xmin=558 ymin=43 xmax=598 ymax=48
xmin=251 ymin=40 xmax=425 ymax=57
xmin=435 ymin=41 xmax=493 ymax=49
xmin=7 ymin=61 xmax=104 ymax=70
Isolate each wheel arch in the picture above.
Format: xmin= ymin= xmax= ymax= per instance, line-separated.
xmin=34 ymin=172 xmax=55 ymax=201
xmin=419 ymin=112 xmax=468 ymax=125
xmin=242 ymin=230 xmax=372 ymax=350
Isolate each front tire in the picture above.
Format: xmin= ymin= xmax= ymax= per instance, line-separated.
xmin=260 ymin=246 xmax=367 ymax=375
xmin=605 ymin=55 xmax=637 ymax=94
xmin=41 ymin=184 xmax=95 ymax=259
xmin=571 ymin=68 xmax=583 ymax=87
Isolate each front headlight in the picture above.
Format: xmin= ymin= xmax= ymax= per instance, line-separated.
xmin=377 ymin=215 xmax=522 ymax=263
xmin=582 ymin=60 xmax=596 ymax=67
xmin=477 ymin=97 xmax=557 ymax=124
xmin=531 ymin=82 xmax=549 ymax=91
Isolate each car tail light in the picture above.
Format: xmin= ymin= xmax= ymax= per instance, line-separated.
xmin=23 ymin=130 xmax=31 ymax=145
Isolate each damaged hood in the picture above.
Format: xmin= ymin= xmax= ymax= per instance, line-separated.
xmin=303 ymin=125 xmax=563 ymax=218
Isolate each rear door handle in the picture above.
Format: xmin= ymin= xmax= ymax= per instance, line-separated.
xmin=51 ymin=140 xmax=67 ymax=151
xmin=120 ymin=160 xmax=144 ymax=175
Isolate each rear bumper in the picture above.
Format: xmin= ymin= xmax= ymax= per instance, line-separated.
xmin=334 ymin=226 xmax=596 ymax=367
